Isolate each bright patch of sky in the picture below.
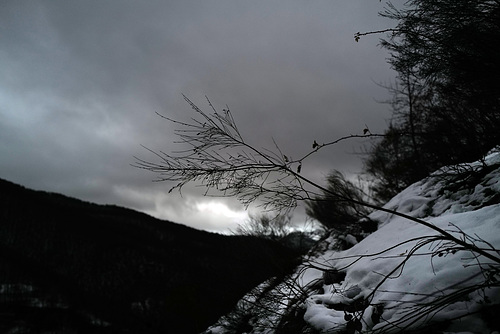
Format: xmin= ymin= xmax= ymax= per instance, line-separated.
xmin=197 ymin=202 xmax=249 ymax=222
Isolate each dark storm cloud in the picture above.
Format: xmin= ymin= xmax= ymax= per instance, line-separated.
xmin=0 ymin=0 xmax=396 ymax=231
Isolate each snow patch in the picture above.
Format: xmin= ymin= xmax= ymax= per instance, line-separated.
xmin=204 ymin=151 xmax=500 ymax=334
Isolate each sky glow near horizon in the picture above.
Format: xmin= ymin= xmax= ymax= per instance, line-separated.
xmin=1 ymin=1 xmax=397 ymax=232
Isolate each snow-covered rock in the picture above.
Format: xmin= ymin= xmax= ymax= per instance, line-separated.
xmin=205 ymin=150 xmax=500 ymax=334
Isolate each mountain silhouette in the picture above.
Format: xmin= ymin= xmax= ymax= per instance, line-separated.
xmin=0 ymin=178 xmax=301 ymax=333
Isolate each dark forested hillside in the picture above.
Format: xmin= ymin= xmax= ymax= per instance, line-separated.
xmin=0 ymin=178 xmax=301 ymax=334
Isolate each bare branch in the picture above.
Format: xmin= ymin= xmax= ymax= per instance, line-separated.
xmin=134 ymin=97 xmax=500 ymax=266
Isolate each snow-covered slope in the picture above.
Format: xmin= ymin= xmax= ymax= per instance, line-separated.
xmin=206 ymin=150 xmax=500 ymax=334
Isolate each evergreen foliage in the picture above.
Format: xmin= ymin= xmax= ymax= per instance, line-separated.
xmin=305 ymin=171 xmax=369 ymax=232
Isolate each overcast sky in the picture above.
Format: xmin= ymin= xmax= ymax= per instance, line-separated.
xmin=1 ymin=1 xmax=397 ymax=232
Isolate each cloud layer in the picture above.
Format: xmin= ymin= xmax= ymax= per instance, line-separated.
xmin=1 ymin=1 xmax=396 ymax=232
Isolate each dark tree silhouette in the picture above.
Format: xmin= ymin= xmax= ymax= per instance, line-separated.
xmin=305 ymin=171 xmax=369 ymax=231
xmin=362 ymin=0 xmax=500 ymax=200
